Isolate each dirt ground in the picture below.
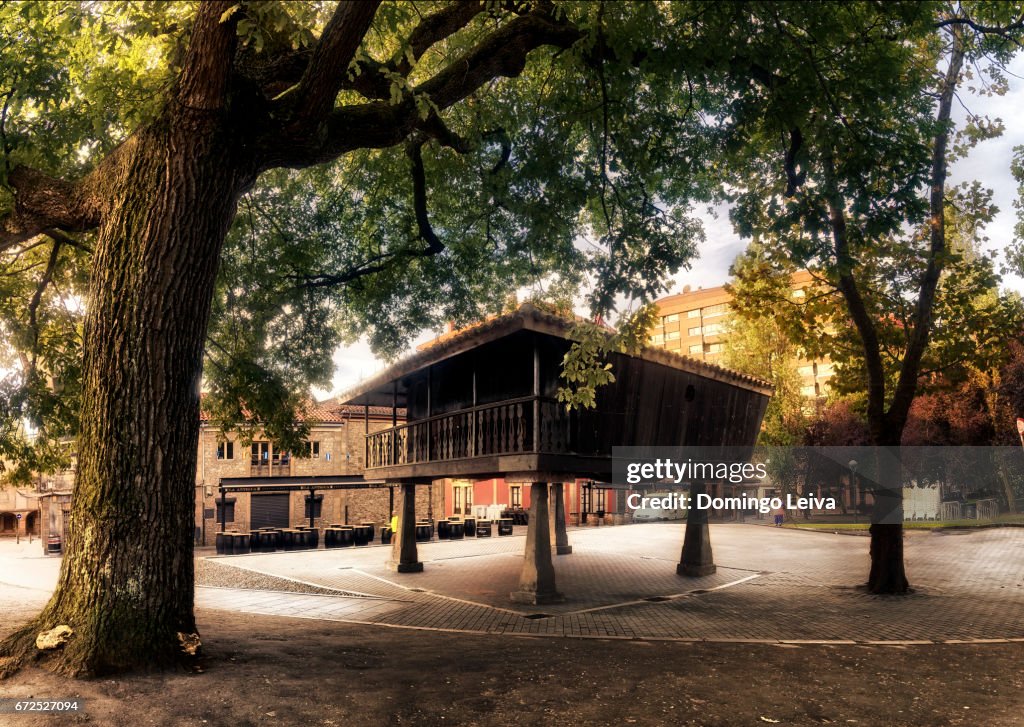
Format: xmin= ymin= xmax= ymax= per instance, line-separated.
xmin=1 ymin=604 xmax=1022 ymax=727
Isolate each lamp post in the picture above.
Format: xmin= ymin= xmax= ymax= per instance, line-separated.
xmin=848 ymin=459 xmax=859 ymax=524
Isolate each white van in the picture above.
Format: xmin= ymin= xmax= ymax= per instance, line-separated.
xmin=629 ymin=491 xmax=688 ymax=522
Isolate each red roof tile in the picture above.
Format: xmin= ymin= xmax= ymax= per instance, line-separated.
xmin=198 ymin=395 xmax=401 ymax=424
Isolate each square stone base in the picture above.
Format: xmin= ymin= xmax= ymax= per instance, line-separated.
xmin=388 ymin=561 xmax=424 ymax=573
xmin=510 ymin=590 xmax=565 ymax=605
xmin=555 ymin=545 xmax=573 ymax=555
xmin=677 ymin=562 xmax=716 ymax=577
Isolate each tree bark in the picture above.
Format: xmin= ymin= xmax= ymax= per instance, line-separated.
xmin=866 ymin=442 xmax=909 ymax=594
xmin=1 ymin=111 xmax=247 ymax=676
xmin=0 ymin=0 xmax=586 ymax=677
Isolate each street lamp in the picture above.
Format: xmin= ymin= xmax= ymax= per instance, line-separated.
xmin=848 ymin=459 xmax=859 ymax=524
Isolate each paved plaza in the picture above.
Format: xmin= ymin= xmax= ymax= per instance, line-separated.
xmin=3 ymin=523 xmax=1022 ymax=645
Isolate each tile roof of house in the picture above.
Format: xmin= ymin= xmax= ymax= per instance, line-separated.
xmin=199 ymin=396 xmax=402 ymax=424
xmin=339 ymin=302 xmax=773 ymax=407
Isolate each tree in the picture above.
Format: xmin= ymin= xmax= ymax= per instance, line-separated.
xmin=721 ymin=2 xmax=1024 ymax=592
xmin=0 ymin=0 xmax=724 ymax=675
xmin=721 ymin=270 xmax=812 ymax=447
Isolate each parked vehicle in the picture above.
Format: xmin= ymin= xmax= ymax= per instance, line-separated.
xmin=629 ymin=491 xmax=688 ymax=522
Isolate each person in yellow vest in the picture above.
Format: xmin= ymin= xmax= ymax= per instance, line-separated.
xmin=390 ymin=514 xmax=398 ymax=535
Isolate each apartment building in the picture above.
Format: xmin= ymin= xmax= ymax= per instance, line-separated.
xmin=650 ymin=270 xmax=833 ymax=399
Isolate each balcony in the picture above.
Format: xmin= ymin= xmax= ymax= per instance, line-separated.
xmin=250 ymin=462 xmax=291 ymax=477
xmin=342 ymin=304 xmax=772 ymax=482
xmin=365 ymin=396 xmax=603 ymax=477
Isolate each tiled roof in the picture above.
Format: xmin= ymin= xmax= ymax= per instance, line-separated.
xmin=199 ymin=396 xmax=402 ymax=424
xmin=339 ymin=303 xmax=773 ymax=406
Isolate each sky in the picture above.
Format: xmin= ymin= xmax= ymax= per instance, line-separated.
xmin=316 ymin=53 xmax=1024 ymax=401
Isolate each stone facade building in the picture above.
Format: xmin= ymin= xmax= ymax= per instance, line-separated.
xmin=11 ymin=400 xmax=443 ymax=550
xmin=195 ymin=401 xmax=442 ymax=545
xmin=0 ymin=486 xmax=41 ymax=538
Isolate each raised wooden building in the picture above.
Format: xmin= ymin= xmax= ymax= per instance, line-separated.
xmin=339 ymin=303 xmax=771 ymax=603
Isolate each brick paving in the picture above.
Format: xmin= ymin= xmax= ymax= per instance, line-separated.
xmin=3 ymin=526 xmax=1021 ymax=644
xmin=198 ymin=523 xmax=1024 ymax=643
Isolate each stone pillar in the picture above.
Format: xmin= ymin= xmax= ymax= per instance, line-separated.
xmin=678 ymin=480 xmax=716 ymax=576
xmin=511 ymin=482 xmax=563 ymax=604
xmin=388 ymin=483 xmax=423 ymax=573
xmin=551 ymin=482 xmax=572 ymax=555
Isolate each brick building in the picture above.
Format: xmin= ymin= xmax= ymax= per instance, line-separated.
xmin=0 ymin=486 xmax=41 ymax=538
xmin=195 ymin=401 xmax=442 ymax=544
xmin=649 ymin=270 xmax=834 ymax=400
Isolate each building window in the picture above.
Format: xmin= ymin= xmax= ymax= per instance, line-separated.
xmin=705 ymin=343 xmax=723 ymax=354
xmin=665 ymin=330 xmax=680 ymax=341
xmin=594 ymin=487 xmax=607 ymax=514
xmin=650 ymin=334 xmax=664 ymax=344
xmin=688 ymin=326 xmax=702 ymax=336
xmin=216 ymin=499 xmax=235 ymax=522
xmin=663 ymin=313 xmax=679 ymax=323
xmin=800 ymin=385 xmax=817 ymax=397
xmin=308 ymin=441 xmax=320 ymax=458
xmin=688 ymin=344 xmax=703 ymax=354
xmin=252 ymin=441 xmax=269 ymax=465
xmin=304 ymin=495 xmax=323 ymax=519
xmin=702 ymin=303 xmax=729 ymax=317
xmin=510 ymin=485 xmax=522 ymax=508
xmin=702 ymin=323 xmax=725 ymax=336
xmin=216 ymin=441 xmax=234 ymax=460
xmin=686 ymin=309 xmax=700 ymax=318
xmin=792 ymin=288 xmax=806 ymax=299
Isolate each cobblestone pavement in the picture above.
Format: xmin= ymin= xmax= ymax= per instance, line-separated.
xmin=198 ymin=523 xmax=1024 ymax=644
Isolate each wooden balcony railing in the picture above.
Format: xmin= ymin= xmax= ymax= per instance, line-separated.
xmin=365 ymin=396 xmax=591 ymax=469
xmin=250 ymin=463 xmax=291 ymax=477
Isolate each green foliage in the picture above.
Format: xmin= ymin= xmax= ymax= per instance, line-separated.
xmin=719 ymin=2 xmax=1024 ymax=441
xmin=728 ymin=197 xmax=1024 ymax=409
xmin=0 ymin=237 xmax=87 ymax=482
xmin=1 ymin=1 xmax=726 ymax=458
xmin=719 ymin=284 xmax=809 ymax=446
xmin=557 ymin=303 xmax=658 ymax=410
xmin=3 ymin=0 xmax=1024 ymax=472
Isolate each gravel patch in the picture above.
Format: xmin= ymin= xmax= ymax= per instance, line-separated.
xmin=195 ymin=558 xmax=355 ymax=596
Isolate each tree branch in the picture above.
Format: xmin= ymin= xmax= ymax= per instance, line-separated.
xmin=407 ymin=138 xmax=444 ymax=255
xmin=176 ymin=1 xmax=241 ymax=112
xmin=400 ymin=1 xmax=488 ymax=73
xmin=284 ymin=141 xmax=447 ymax=292
xmin=26 ymin=239 xmax=62 ymax=369
xmin=273 ymin=7 xmax=580 ymax=169
xmin=822 ymin=152 xmax=888 ymax=441
xmin=268 ymin=7 xmax=579 ymax=169
xmin=288 ymin=0 xmax=382 ymax=127
xmin=42 ymin=228 xmax=93 ymax=254
xmin=1 ymin=167 xmax=101 ymax=251
xmin=887 ymin=30 xmax=966 ymax=432
xmin=416 ymin=10 xmax=582 ymax=109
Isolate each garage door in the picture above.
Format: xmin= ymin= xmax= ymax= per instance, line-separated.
xmin=250 ymin=494 xmax=290 ymax=529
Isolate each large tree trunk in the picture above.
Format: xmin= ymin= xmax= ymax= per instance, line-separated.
xmin=866 ymin=439 xmax=909 ymax=594
xmin=1 ymin=113 xmax=245 ymax=676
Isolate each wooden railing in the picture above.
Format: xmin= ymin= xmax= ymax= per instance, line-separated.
xmin=365 ymin=396 xmax=590 ymax=469
xmin=250 ymin=463 xmax=290 ymax=477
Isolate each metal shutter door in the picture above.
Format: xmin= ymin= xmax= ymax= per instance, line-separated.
xmin=250 ymin=494 xmax=289 ymax=529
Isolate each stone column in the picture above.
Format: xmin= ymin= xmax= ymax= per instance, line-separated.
xmin=678 ymin=480 xmax=716 ymax=576
xmin=551 ymin=482 xmax=572 ymax=555
xmin=511 ymin=482 xmax=563 ymax=604
xmin=388 ymin=482 xmax=423 ymax=573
